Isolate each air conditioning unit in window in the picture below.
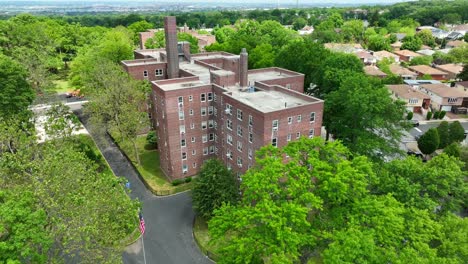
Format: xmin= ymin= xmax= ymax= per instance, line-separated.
xmin=225 ymin=109 xmax=231 ymax=114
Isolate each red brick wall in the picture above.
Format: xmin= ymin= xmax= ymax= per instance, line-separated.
xmin=122 ymin=61 xmax=167 ymax=81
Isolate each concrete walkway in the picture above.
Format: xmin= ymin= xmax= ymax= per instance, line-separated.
xmin=75 ymin=110 xmax=213 ymax=264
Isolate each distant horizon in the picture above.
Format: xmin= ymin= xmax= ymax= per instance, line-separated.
xmin=0 ymin=0 xmax=414 ymax=3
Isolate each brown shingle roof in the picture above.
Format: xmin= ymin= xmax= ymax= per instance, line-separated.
xmin=388 ymin=64 xmax=418 ymax=76
xmin=446 ymin=40 xmax=466 ymax=48
xmin=373 ymin=50 xmax=399 ymax=60
xmin=364 ymin=66 xmax=387 ymax=77
xmin=420 ymin=83 xmax=468 ymax=98
xmin=435 ymin=64 xmax=463 ymax=75
xmin=393 ymin=49 xmax=421 ymax=58
xmin=386 ymin=84 xmax=430 ymax=100
xmin=409 ymin=65 xmax=447 ymax=75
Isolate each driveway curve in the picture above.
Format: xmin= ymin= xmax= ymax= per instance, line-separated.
xmin=75 ymin=110 xmax=213 ymax=264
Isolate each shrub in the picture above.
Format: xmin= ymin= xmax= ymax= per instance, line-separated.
xmin=426 ymin=111 xmax=433 ymax=120
xmin=146 ymin=131 xmax=158 ymax=150
xmin=171 ymin=179 xmax=184 ymax=186
xmin=406 ymin=111 xmax=413 ymax=120
xmin=437 ymin=121 xmax=450 ymax=149
xmin=444 ymin=142 xmax=461 ymax=157
xmin=433 ymin=111 xmax=440 ymax=119
xmin=184 ymin=177 xmax=192 ymax=183
xmin=439 ymin=110 xmax=446 ymax=119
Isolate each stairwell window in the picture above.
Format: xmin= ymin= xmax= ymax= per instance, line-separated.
xmin=272 ymin=137 xmax=277 ymax=147
xmin=143 ymin=70 xmax=148 ymax=78
xmin=155 ymin=69 xmax=163 ymax=76
xmin=182 ymin=152 xmax=187 ymax=160
xmin=201 ymin=93 xmax=206 ymax=102
xmin=309 ymin=129 xmax=315 ymax=138
xmin=272 ymin=120 xmax=279 ymax=131
xmin=288 ymin=116 xmax=293 ymax=124
xmin=297 ymin=115 xmax=302 ymax=122
xmin=208 ymin=92 xmax=213 ymax=101
xmin=310 ymin=112 xmax=315 ymax=122
xmin=181 ymin=139 xmax=186 ymax=147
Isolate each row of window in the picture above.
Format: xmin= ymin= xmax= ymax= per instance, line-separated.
xmin=181 ymin=133 xmax=216 ymax=146
xmin=143 ymin=69 xmax=164 ymax=77
xmin=179 ymin=120 xmax=216 ymax=133
xmin=275 ymin=112 xmax=316 ymax=129
xmin=271 ymin=129 xmax=315 ymax=146
xmin=226 ymin=149 xmax=252 ymax=168
xmin=182 ymin=145 xmax=216 ymax=160
xmin=177 ymin=93 xmax=215 ymax=104
xmin=225 ymin=104 xmax=254 ymax=126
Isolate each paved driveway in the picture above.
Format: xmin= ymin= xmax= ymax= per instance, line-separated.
xmin=75 ymin=110 xmax=213 ymax=264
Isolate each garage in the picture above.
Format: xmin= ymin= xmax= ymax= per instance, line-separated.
xmin=441 ymin=105 xmax=453 ymax=112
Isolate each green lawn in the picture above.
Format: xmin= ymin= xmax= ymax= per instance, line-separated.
xmin=52 ymin=80 xmax=74 ymax=94
xmin=120 ymin=135 xmax=192 ymax=195
xmin=193 ymin=216 xmax=220 ymax=261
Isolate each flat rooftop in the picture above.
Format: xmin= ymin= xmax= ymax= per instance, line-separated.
xmin=156 ymin=79 xmax=205 ymax=91
xmin=229 ymin=89 xmax=314 ymax=113
xmin=248 ymin=69 xmax=297 ymax=84
xmin=180 ymin=62 xmax=211 ymax=84
xmin=134 ymin=49 xmax=165 ymax=59
xmin=122 ymin=58 xmax=164 ymax=67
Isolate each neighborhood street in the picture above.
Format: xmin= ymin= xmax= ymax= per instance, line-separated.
xmin=407 ymin=120 xmax=468 ymax=140
xmin=75 ymin=110 xmax=213 ymax=264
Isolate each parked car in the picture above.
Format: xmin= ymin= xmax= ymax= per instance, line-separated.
xmin=410 ymin=120 xmax=420 ymax=127
xmin=407 ymin=150 xmax=427 ymax=162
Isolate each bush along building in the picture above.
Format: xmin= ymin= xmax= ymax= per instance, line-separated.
xmin=122 ymin=16 xmax=324 ymax=180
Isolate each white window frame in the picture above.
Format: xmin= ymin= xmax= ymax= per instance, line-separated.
xmin=201 ymin=107 xmax=207 ymax=116
xmin=310 ymin=112 xmax=315 ymax=123
xmin=272 ymin=120 xmax=279 ymax=131
xmin=288 ymin=116 xmax=293 ymax=124
xmin=296 ymin=132 xmax=301 ymax=139
xmin=143 ymin=70 xmax=148 ymax=77
xmin=181 ymin=139 xmax=186 ymax=147
xmin=309 ymin=129 xmax=315 ymax=138
xmin=207 ymin=92 xmax=213 ymax=101
xmin=182 ymin=152 xmax=187 ymax=160
xmin=202 ymin=134 xmax=208 ymax=143
xmin=191 ymin=137 xmax=196 ymax=143
xmin=200 ymin=93 xmax=206 ymax=102
xmin=201 ymin=121 xmax=207 ymax=130
xmin=272 ymin=137 xmax=277 ymax=147
xmin=237 ymin=141 xmax=243 ymax=152
xmin=189 ymin=95 xmax=193 ymax=101
xmin=155 ymin=69 xmax=163 ymax=76
xmin=287 ymin=133 xmax=292 ymax=141
xmin=297 ymin=115 xmax=302 ymax=122
xmin=227 ymin=134 xmax=233 ymax=145
xmin=237 ymin=125 xmax=243 ymax=137
xmin=237 ymin=109 xmax=243 ymax=121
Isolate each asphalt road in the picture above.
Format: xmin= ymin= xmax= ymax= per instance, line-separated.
xmin=408 ymin=120 xmax=468 ymax=140
xmin=75 ymin=110 xmax=213 ymax=264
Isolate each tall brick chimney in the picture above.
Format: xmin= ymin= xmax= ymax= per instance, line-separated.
xmin=164 ymin=16 xmax=179 ymax=79
xmin=239 ymin=48 xmax=248 ymax=87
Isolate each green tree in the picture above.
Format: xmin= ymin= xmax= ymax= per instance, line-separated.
xmin=341 ymin=19 xmax=364 ymax=42
xmin=449 ymin=121 xmax=465 ymax=143
xmin=437 ymin=121 xmax=450 ymax=149
xmin=448 ymin=44 xmax=468 ymax=64
xmin=128 ymin=20 xmax=153 ymax=45
xmin=367 ymin=34 xmax=391 ymax=51
xmin=444 ymin=142 xmax=461 ymax=158
xmin=44 ymin=103 xmax=81 ymax=141
xmin=406 ymin=111 xmax=413 ymax=120
xmin=192 ymin=159 xmax=239 ymax=220
xmin=401 ymin=35 xmax=422 ymax=51
xmin=417 ymin=128 xmax=440 ymax=156
xmin=144 ymin=31 xmax=165 ymax=49
xmin=457 ymin=64 xmax=468 ymax=81
xmin=416 ymin=29 xmax=436 ymax=48
xmin=292 ymin=17 xmax=307 ymax=31
xmin=249 ymin=43 xmax=275 ymax=68
xmin=0 ymin=54 xmax=35 ymax=118
xmin=409 ymin=55 xmax=433 ymax=66
xmin=325 ymin=72 xmax=407 ymax=160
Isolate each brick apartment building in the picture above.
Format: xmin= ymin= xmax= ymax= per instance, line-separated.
xmin=122 ymin=16 xmax=324 ymax=180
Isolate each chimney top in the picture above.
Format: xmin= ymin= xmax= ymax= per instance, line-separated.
xmin=241 ymin=48 xmax=247 ymax=54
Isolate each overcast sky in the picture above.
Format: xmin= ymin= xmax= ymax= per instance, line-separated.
xmin=10 ymin=0 xmax=413 ymax=3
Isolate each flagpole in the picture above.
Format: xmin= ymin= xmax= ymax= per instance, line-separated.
xmin=141 ymin=235 xmax=147 ymax=264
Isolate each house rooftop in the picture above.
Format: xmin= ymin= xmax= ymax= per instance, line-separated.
xmin=388 ymin=64 xmax=417 ymax=76
xmin=409 ymin=65 xmax=447 ymax=75
xmin=456 ymin=81 xmax=468 ymax=88
xmin=324 ymin=43 xmax=363 ymax=53
xmin=373 ymin=50 xmax=399 ymax=59
xmin=386 ymin=84 xmax=430 ymax=100
xmin=420 ymin=83 xmax=468 ymax=98
xmin=364 ymin=65 xmax=387 ymax=77
xmin=393 ymin=49 xmax=421 ymax=57
xmin=447 ymin=40 xmax=466 ymax=48
xmin=435 ymin=64 xmax=463 ymax=75
xmin=356 ymin=51 xmax=375 ymax=59
xmin=404 ymin=80 xmax=441 ymax=86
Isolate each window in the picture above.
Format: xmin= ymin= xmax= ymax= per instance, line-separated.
xmin=227 ymin=119 xmax=233 ymax=130
xmin=272 ymin=120 xmax=279 ymax=131
xmin=214 ymin=93 xmax=217 ymax=102
xmin=208 ymin=120 xmax=214 ymax=128
xmin=209 ymin=146 xmax=215 ymax=154
xmin=208 ymin=106 xmax=214 ymax=115
xmin=201 ymin=107 xmax=207 ymax=116
xmin=189 ymin=95 xmax=193 ymax=101
xmin=201 ymin=121 xmax=207 ymax=130
xmin=189 ymin=109 xmax=194 ymax=115
xmin=209 ymin=133 xmax=214 ymax=141
xmin=208 ymin=92 xmax=213 ymax=101
xmin=237 ymin=109 xmax=243 ymax=121
xmin=288 ymin=116 xmax=293 ymax=124
xmin=191 ymin=137 xmax=196 ymax=143
xmin=143 ymin=70 xmax=148 ymax=77
xmin=237 ymin=157 xmax=243 ymax=167
xmin=309 ymin=129 xmax=315 ymax=138
xmin=190 ymin=123 xmax=195 ymax=129
xmin=237 ymin=141 xmax=243 ymax=152
xmin=237 ymin=125 xmax=243 ymax=137
xmin=248 ymin=148 xmax=253 ymax=160
xmin=203 ymin=147 xmax=209 ymax=155
xmin=310 ymin=112 xmax=315 ymax=122
xmin=182 ymin=152 xmax=187 ymax=160
xmin=272 ymin=138 xmax=277 ymax=147
xmin=192 ymin=150 xmax=196 ymax=155
xmin=296 ymin=132 xmax=301 ymax=139
xmin=249 ymin=115 xmax=253 ymax=126
xmin=178 ymin=96 xmax=183 ymax=103
xmin=214 ymin=121 xmax=218 ymax=129
xmin=155 ymin=69 xmax=163 ymax=76
xmin=202 ymin=134 xmax=208 ymax=143
xmin=287 ymin=133 xmax=292 ymax=141
xmin=182 ymin=164 xmax=188 ymax=173
xmin=448 ymin=98 xmax=458 ymax=103
xmin=201 ymin=93 xmax=206 ymax=102
xmin=297 ymin=115 xmax=302 ymax=122
xmin=214 ymin=107 xmax=217 ymax=116
xmin=179 ymin=125 xmax=185 ymax=134
xmin=409 ymin=98 xmax=418 ymax=104
xmin=193 ymin=162 xmax=197 ymax=168
xmin=181 ymin=139 xmax=186 ymax=147
xmin=226 ymin=104 xmax=232 ymax=115
xmin=178 ymin=110 xmax=184 ymax=120
xmin=227 ymin=134 xmax=233 ymax=145
xmin=227 ymin=150 xmax=233 ymax=160
xmin=249 ymin=133 xmax=253 ymax=143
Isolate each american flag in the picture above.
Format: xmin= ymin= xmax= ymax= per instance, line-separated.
xmin=139 ymin=212 xmax=145 ymax=235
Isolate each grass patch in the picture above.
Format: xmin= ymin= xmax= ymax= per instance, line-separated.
xmin=52 ymin=80 xmax=74 ymax=94
xmin=119 ymin=135 xmax=192 ymax=195
xmin=193 ymin=215 xmax=221 ymax=261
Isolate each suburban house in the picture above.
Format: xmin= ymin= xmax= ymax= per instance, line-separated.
xmin=373 ymin=50 xmax=400 ymax=63
xmin=451 ymin=23 xmax=468 ymax=35
xmin=408 ymin=65 xmax=448 ymax=80
xmin=386 ymin=84 xmax=431 ymax=113
xmin=388 ymin=64 xmax=418 ymax=80
xmin=355 ymin=51 xmax=376 ymax=65
xmin=434 ymin=63 xmax=463 ymax=80
xmin=392 ymin=49 xmax=421 ymax=62
xmin=419 ymin=83 xmax=468 ymax=111
xmin=390 ymin=41 xmax=403 ymax=51
xmin=364 ymin=65 xmax=387 ymax=78
xmin=446 ymin=40 xmax=466 ymax=49
xmin=456 ymin=81 xmax=468 ymax=92
xmin=298 ymin=26 xmax=314 ymax=35
xmin=324 ymin=43 xmax=363 ymax=54
xmin=416 ymin=49 xmax=435 ymax=56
